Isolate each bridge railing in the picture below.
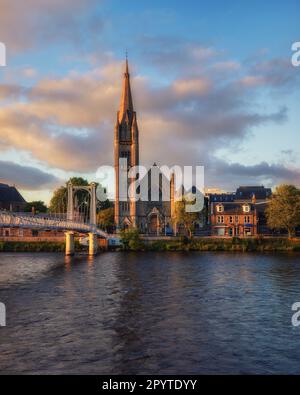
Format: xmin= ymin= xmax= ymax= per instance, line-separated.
xmin=0 ymin=210 xmax=113 ymax=239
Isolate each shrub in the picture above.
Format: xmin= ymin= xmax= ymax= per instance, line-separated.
xmin=120 ymin=229 xmax=145 ymax=251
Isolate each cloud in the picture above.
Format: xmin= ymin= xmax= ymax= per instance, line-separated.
xmin=173 ymin=78 xmax=212 ymax=97
xmin=0 ymin=0 xmax=103 ymax=52
xmin=138 ymin=37 xmax=218 ymax=75
xmin=0 ymin=40 xmax=299 ymax=190
xmin=206 ymin=159 xmax=300 ymax=190
xmin=0 ymin=63 xmax=287 ymax=174
xmin=239 ymin=58 xmax=300 ymax=90
xmin=212 ymin=61 xmax=241 ymax=72
xmin=0 ymin=160 xmax=61 ymax=190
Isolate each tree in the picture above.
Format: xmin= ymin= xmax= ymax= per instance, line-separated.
xmin=97 ymin=207 xmax=115 ymax=232
xmin=24 ymin=201 xmax=47 ymax=213
xmin=49 ymin=177 xmax=89 ymax=213
xmin=266 ymin=185 xmax=300 ymax=238
xmin=98 ymin=199 xmax=114 ymax=211
xmin=172 ymin=198 xmax=199 ymax=238
xmin=120 ymin=228 xmax=144 ymax=251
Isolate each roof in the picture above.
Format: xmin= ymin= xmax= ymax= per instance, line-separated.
xmin=0 ymin=183 xmax=26 ymax=204
xmin=118 ymin=58 xmax=134 ymax=123
xmin=208 ymin=193 xmax=235 ymax=202
xmin=235 ymin=186 xmax=272 ymax=200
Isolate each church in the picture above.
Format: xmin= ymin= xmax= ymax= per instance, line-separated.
xmin=114 ymin=59 xmax=175 ymax=235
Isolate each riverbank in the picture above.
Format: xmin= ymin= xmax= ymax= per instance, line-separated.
xmin=0 ymin=237 xmax=300 ymax=253
xmin=124 ymin=236 xmax=300 ymax=252
xmin=0 ymin=241 xmax=78 ymax=252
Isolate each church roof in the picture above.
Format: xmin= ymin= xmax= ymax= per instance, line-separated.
xmin=118 ymin=58 xmax=134 ymax=123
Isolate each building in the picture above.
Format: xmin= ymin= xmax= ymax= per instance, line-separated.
xmin=210 ymin=202 xmax=258 ymax=237
xmin=209 ymin=186 xmax=272 ymax=237
xmin=113 ymin=61 xmax=272 ymax=237
xmin=114 ymin=59 xmax=175 ymax=235
xmin=0 ymin=227 xmax=64 ymax=238
xmin=207 ymin=192 xmax=235 ymax=203
xmin=0 ymin=183 xmax=26 ymax=212
xmin=235 ymin=186 xmax=272 ymax=202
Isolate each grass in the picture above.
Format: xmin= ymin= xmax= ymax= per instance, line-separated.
xmin=0 ymin=241 xmax=85 ymax=253
xmin=1 ymin=237 xmax=299 ymax=253
xmin=120 ymin=234 xmax=300 ymax=252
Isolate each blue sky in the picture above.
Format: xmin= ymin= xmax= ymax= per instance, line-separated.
xmin=0 ymin=0 xmax=299 ymax=203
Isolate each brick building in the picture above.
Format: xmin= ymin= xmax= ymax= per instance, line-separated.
xmin=0 ymin=227 xmax=64 ymax=238
xmin=208 ymin=185 xmax=272 ymax=237
xmin=210 ymin=202 xmax=258 ymax=237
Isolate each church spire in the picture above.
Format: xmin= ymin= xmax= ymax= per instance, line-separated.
xmin=118 ymin=56 xmax=134 ymax=123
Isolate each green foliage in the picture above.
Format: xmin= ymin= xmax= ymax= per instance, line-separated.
xmin=173 ymin=198 xmax=199 ymax=238
xmin=24 ymin=200 xmax=47 ymax=213
xmin=49 ymin=177 xmax=109 ymax=215
xmin=120 ymin=228 xmax=145 ymax=251
xmin=0 ymin=242 xmax=65 ymax=252
xmin=147 ymin=240 xmax=167 ymax=251
xmin=0 ymin=237 xmax=300 ymax=253
xmin=49 ymin=186 xmax=67 ymax=213
xmin=49 ymin=177 xmax=89 ymax=213
xmin=97 ymin=207 xmax=114 ymax=231
xmin=98 ymin=199 xmax=114 ymax=211
xmin=127 ymin=237 xmax=300 ymax=252
xmin=0 ymin=240 xmax=86 ymax=252
xmin=266 ymin=184 xmax=300 ymax=238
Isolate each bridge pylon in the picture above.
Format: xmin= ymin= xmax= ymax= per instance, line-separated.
xmin=65 ymin=231 xmax=75 ymax=256
xmin=88 ymin=233 xmax=98 ymax=256
xmin=66 ymin=182 xmax=99 ymax=256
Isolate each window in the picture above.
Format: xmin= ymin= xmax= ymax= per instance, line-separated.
xmin=121 ymin=202 xmax=130 ymax=211
xmin=229 ymin=216 xmax=233 ymax=223
xmin=217 ymin=216 xmax=224 ymax=224
xmin=216 ymin=205 xmax=224 ymax=213
xmin=244 ymin=216 xmax=251 ymax=224
xmin=243 ymin=204 xmax=250 ymax=213
xmin=120 ymin=151 xmax=131 ymax=166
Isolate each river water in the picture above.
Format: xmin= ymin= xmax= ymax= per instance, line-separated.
xmin=0 ymin=252 xmax=300 ymax=374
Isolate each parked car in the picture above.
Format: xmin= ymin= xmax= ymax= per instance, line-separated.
xmin=108 ymin=237 xmax=123 ymax=247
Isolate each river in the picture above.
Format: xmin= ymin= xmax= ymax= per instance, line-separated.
xmin=0 ymin=252 xmax=300 ymax=374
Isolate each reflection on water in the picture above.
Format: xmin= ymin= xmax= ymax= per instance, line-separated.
xmin=1 ymin=252 xmax=300 ymax=374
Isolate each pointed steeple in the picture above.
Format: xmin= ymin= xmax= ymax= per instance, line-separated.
xmin=118 ymin=57 xmax=134 ymax=123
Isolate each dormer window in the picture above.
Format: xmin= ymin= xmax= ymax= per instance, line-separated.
xmin=216 ymin=204 xmax=224 ymax=213
xmin=242 ymin=204 xmax=250 ymax=213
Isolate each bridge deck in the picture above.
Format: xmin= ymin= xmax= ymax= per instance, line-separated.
xmin=0 ymin=211 xmax=111 ymax=239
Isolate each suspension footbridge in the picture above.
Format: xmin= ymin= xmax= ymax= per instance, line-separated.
xmin=0 ymin=182 xmax=114 ymax=255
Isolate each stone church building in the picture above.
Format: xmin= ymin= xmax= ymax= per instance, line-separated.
xmin=114 ymin=60 xmax=175 ymax=235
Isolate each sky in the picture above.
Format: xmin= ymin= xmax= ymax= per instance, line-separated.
xmin=0 ymin=0 xmax=299 ymax=203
